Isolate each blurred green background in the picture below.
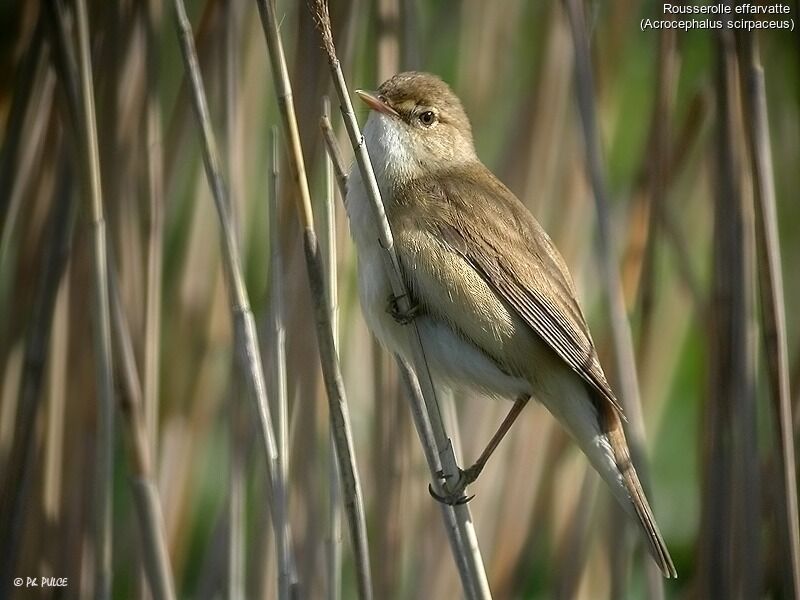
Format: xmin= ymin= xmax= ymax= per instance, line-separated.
xmin=0 ymin=0 xmax=799 ymax=598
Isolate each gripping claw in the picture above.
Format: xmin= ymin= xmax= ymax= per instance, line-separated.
xmin=387 ymin=293 xmax=419 ymax=324
xmin=428 ymin=483 xmax=474 ymax=506
xmin=428 ymin=468 xmax=476 ymax=506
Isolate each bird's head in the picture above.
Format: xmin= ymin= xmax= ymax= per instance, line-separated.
xmin=356 ymin=71 xmax=476 ymax=186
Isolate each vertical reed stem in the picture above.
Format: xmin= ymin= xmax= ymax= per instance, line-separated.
xmin=739 ymin=34 xmax=800 ymax=598
xmin=321 ymin=98 xmax=343 ymax=600
xmin=74 ymin=0 xmax=116 ymax=595
xmin=313 ymin=2 xmax=491 ymax=597
xmin=268 ymin=127 xmax=294 ymax=599
xmin=252 ymin=1 xmax=374 ymax=597
xmin=143 ymin=0 xmax=163 ymax=474
xmin=170 ymin=3 xmax=297 ymax=598
xmin=563 ymin=0 xmax=660 ymax=590
xmin=698 ymin=24 xmax=761 ymax=597
xmin=0 ymin=154 xmax=75 ymax=599
xmin=109 ymin=265 xmax=176 ymax=600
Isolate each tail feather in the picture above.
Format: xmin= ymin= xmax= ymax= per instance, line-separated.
xmin=536 ymin=377 xmax=677 ymax=578
xmin=602 ymin=407 xmax=677 ymax=579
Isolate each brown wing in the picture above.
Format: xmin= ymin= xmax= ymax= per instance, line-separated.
xmin=394 ymin=163 xmax=624 ymax=415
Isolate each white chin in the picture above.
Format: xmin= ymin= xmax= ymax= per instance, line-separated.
xmin=363 ymin=113 xmax=422 ymax=187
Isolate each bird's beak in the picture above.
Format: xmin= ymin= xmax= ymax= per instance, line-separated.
xmin=355 ymin=90 xmax=400 ymax=118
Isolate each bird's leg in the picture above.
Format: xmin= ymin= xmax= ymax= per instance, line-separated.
xmin=386 ymin=292 xmax=419 ymax=324
xmin=429 ymin=394 xmax=530 ymax=505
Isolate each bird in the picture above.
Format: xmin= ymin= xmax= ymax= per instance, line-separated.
xmin=344 ymin=70 xmax=676 ymax=578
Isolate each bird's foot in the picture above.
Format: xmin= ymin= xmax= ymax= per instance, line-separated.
xmin=387 ymin=293 xmax=419 ymax=325
xmin=427 ymin=466 xmax=481 ymax=506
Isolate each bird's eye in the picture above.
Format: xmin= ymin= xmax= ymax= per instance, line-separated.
xmin=418 ymin=110 xmax=436 ymax=127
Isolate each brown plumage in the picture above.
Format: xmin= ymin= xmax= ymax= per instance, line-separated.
xmin=347 ymin=71 xmax=676 ymax=578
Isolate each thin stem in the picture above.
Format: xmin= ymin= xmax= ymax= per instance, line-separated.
xmin=697 ymin=24 xmax=761 ymax=596
xmin=322 ymin=98 xmax=343 ymax=600
xmin=636 ymin=27 xmax=677 ymax=364
xmin=109 ymin=264 xmax=176 ymax=600
xmin=320 ymin=113 xmax=348 ymax=198
xmin=0 ymin=153 xmax=75 ymax=600
xmin=563 ymin=0 xmax=659 ymax=588
xmin=268 ymin=127 xmax=294 ymax=600
xmin=0 ymin=18 xmax=50 ymax=271
xmin=74 ymin=0 xmax=116 ymax=595
xmin=395 ymin=359 xmax=477 ymax=600
xmin=252 ymin=1 xmax=373 ymax=597
xmin=740 ymin=34 xmax=800 ymax=597
xmin=221 ymin=4 xmax=246 ymax=597
xmin=143 ymin=0 xmax=163 ymax=472
xmin=312 ymin=2 xmax=491 ymax=597
xmin=170 ymin=3 xmax=296 ymax=597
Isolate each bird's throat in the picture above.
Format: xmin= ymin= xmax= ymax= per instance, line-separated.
xmin=362 ymin=112 xmax=424 ymax=193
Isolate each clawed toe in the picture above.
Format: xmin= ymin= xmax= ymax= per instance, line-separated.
xmin=386 ymin=293 xmax=419 ymax=324
xmin=428 ymin=467 xmax=478 ymax=505
xmin=428 ymin=483 xmax=475 ymax=506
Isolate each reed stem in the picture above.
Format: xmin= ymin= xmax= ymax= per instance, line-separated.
xmin=321 ymin=98 xmax=343 ymax=600
xmin=252 ymin=1 xmax=374 ymax=597
xmin=268 ymin=127 xmax=295 ymax=599
xmin=739 ymin=33 xmax=800 ymax=598
xmin=74 ymin=0 xmax=116 ymax=594
xmin=563 ymin=0 xmax=661 ymax=589
xmin=109 ymin=265 xmax=176 ymax=600
xmin=313 ymin=2 xmax=491 ymax=597
xmin=171 ymin=3 xmax=297 ymax=597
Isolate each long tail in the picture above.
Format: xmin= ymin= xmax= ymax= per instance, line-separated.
xmin=601 ymin=404 xmax=677 ymax=578
xmin=537 ymin=381 xmax=677 ymax=578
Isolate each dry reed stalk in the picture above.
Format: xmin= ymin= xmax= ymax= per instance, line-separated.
xmin=0 ymin=66 xmax=56 ymax=522
xmin=622 ymin=89 xmax=709 ymax=314
xmin=143 ymin=0 xmax=164 ymax=467
xmin=72 ymin=0 xmax=117 ymax=594
xmin=109 ymin=265 xmax=176 ymax=600
xmin=635 ymin=28 xmax=678 ymax=362
xmin=698 ymin=26 xmax=761 ymax=597
xmin=268 ymin=127 xmax=295 ymax=599
xmin=171 ymin=2 xmax=298 ymax=598
xmin=0 ymin=17 xmax=44 ymax=216
xmin=252 ymin=0 xmax=373 ymax=597
xmin=0 ymin=20 xmax=52 ymax=273
xmin=221 ymin=4 xmax=246 ymax=597
xmin=563 ymin=0 xmax=663 ymax=591
xmin=562 ymin=0 xmax=648 ymax=457
xmin=321 ymin=98 xmax=343 ymax=600
xmin=164 ymin=0 xmax=219 ymax=193
xmin=327 ymin=78 xmax=484 ymax=600
xmin=0 ymin=151 xmax=74 ymax=598
xmin=739 ymin=34 xmax=800 ymax=597
xmin=320 ymin=116 xmax=348 ymax=197
xmin=312 ymin=2 xmax=492 ymax=597
xmin=227 ymin=385 xmax=245 ymax=600
xmin=395 ymin=359 xmax=477 ymax=596
xmin=371 ymin=9 xmax=415 ymax=595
